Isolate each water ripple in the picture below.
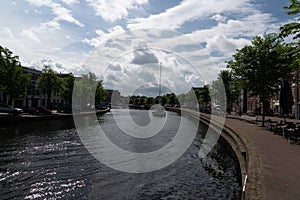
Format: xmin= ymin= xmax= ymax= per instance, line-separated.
xmin=0 ymin=110 xmax=241 ymax=199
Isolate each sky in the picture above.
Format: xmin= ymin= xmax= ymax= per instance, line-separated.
xmin=0 ymin=0 xmax=296 ymax=96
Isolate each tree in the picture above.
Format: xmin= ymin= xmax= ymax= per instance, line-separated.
xmin=227 ymin=33 xmax=293 ymax=126
xmin=0 ymin=46 xmax=30 ymax=105
xmin=167 ymin=93 xmax=178 ymax=106
xmin=95 ymin=80 xmax=108 ymax=105
xmin=193 ymin=85 xmax=211 ymax=106
xmin=176 ymin=89 xmax=198 ymax=109
xmin=161 ymin=96 xmax=168 ymax=105
xmin=210 ymin=79 xmax=226 ymax=107
xmin=280 ymin=0 xmax=300 ymax=68
xmin=73 ymin=72 xmax=107 ymax=109
xmin=60 ymin=73 xmax=75 ymax=105
xmin=140 ymin=97 xmax=146 ymax=105
xmin=218 ymin=70 xmax=238 ymax=113
xmin=146 ymin=97 xmax=154 ymax=105
xmin=37 ymin=66 xmax=60 ymax=108
xmin=280 ymin=0 xmax=300 ymax=39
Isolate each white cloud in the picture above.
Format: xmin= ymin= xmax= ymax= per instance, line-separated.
xmin=52 ymin=4 xmax=84 ymax=27
xmin=0 ymin=24 xmax=87 ymax=71
xmin=127 ymin=0 xmax=254 ymax=30
xmin=0 ymin=27 xmax=14 ymax=39
xmin=131 ymin=49 xmax=159 ymax=65
xmin=205 ymin=34 xmax=251 ymax=57
xmin=25 ymin=0 xmax=53 ymax=7
xmin=212 ymin=14 xmax=226 ymax=22
xmin=29 ymin=58 xmax=88 ymax=76
xmin=25 ymin=0 xmax=84 ymax=27
xmin=182 ymin=11 xmax=280 ymax=59
xmin=21 ymin=29 xmax=41 ymax=43
xmin=86 ymin=0 xmax=148 ymax=22
xmin=60 ymin=0 xmax=79 ymax=5
xmin=84 ymin=31 xmax=211 ymax=96
xmin=1 ymin=0 xmax=295 ymax=95
xmin=82 ymin=25 xmax=125 ymax=47
xmin=20 ymin=20 xmax=61 ymax=44
xmin=42 ymin=21 xmax=61 ymax=30
xmin=124 ymin=0 xmax=282 ymax=77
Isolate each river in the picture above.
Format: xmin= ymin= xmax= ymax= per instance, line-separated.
xmin=0 ymin=109 xmax=241 ymax=199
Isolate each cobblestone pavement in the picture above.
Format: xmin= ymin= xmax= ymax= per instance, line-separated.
xmin=224 ymin=115 xmax=300 ymax=200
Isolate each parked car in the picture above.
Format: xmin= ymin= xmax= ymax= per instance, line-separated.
xmin=57 ymin=104 xmax=72 ymax=113
xmin=95 ymin=103 xmax=108 ymax=110
xmin=0 ymin=104 xmax=23 ymax=115
xmin=33 ymin=106 xmax=52 ymax=115
xmin=247 ymin=111 xmax=256 ymax=116
xmin=23 ymin=106 xmax=39 ymax=115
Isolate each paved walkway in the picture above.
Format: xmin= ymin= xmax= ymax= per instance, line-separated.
xmin=224 ymin=115 xmax=300 ymax=200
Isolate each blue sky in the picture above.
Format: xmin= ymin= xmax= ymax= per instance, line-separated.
xmin=0 ymin=0 xmax=296 ymax=96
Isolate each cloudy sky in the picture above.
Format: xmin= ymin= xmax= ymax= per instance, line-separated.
xmin=0 ymin=0 xmax=295 ymax=96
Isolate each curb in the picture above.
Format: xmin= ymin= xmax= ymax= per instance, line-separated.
xmin=166 ymin=108 xmax=263 ymax=200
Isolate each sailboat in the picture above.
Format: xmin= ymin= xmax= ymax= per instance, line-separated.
xmin=153 ymin=62 xmax=166 ymax=117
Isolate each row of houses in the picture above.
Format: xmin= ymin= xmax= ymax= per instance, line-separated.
xmin=0 ymin=66 xmax=121 ymax=109
xmin=0 ymin=67 xmax=66 ymax=109
xmin=232 ymin=70 xmax=300 ymax=119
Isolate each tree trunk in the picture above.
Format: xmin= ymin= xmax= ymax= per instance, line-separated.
xmin=243 ymin=89 xmax=248 ymax=114
xmin=47 ymin=98 xmax=50 ymax=108
xmin=47 ymin=91 xmax=51 ymax=109
xmin=8 ymin=90 xmax=13 ymax=105
xmin=262 ymin=101 xmax=266 ymax=127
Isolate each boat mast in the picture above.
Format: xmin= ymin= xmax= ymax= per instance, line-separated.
xmin=159 ymin=62 xmax=162 ymax=97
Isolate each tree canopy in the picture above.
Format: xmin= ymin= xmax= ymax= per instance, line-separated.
xmin=227 ymin=33 xmax=293 ymax=125
xmin=210 ymin=70 xmax=236 ymax=113
xmin=95 ymin=80 xmax=108 ymax=105
xmin=0 ymin=46 xmax=30 ymax=105
xmin=37 ymin=66 xmax=61 ymax=108
xmin=72 ymin=72 xmax=107 ymax=109
xmin=60 ymin=73 xmax=75 ymax=105
xmin=280 ymin=0 xmax=300 ymax=67
xmin=280 ymin=0 xmax=300 ymax=39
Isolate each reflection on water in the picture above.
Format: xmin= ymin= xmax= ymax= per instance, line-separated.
xmin=0 ymin=109 xmax=241 ymax=199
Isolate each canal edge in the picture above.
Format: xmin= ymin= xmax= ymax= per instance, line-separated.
xmin=221 ymin=120 xmax=264 ymax=200
xmin=166 ymin=108 xmax=263 ymax=200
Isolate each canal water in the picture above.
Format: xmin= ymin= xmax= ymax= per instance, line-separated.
xmin=0 ymin=109 xmax=241 ymax=199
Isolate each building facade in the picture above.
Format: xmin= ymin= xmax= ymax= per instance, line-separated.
xmin=2 ymin=67 xmax=66 ymax=108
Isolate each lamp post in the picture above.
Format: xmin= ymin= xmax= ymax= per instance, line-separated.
xmin=296 ymin=68 xmax=299 ymax=119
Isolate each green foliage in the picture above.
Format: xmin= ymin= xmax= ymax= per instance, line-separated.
xmin=176 ymin=89 xmax=198 ymax=108
xmin=194 ymin=85 xmax=210 ymax=105
xmin=161 ymin=96 xmax=168 ymax=105
xmin=166 ymin=93 xmax=178 ymax=105
xmin=210 ymin=79 xmax=226 ymax=108
xmin=60 ymin=73 xmax=75 ymax=104
xmin=0 ymin=46 xmax=30 ymax=104
xmin=219 ymin=70 xmax=239 ymax=110
xmin=280 ymin=0 xmax=300 ymax=39
xmin=72 ymin=72 xmax=107 ymax=106
xmin=280 ymin=0 xmax=300 ymax=69
xmin=74 ymin=72 xmax=95 ymax=104
xmin=95 ymin=80 xmax=108 ymax=105
xmin=211 ymin=70 xmax=241 ymax=113
xmin=227 ymin=33 xmax=292 ymax=100
xmin=146 ymin=97 xmax=154 ymax=105
xmin=227 ymin=33 xmax=293 ymax=125
xmin=128 ymin=93 xmax=179 ymax=107
xmin=37 ymin=66 xmax=61 ymax=108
